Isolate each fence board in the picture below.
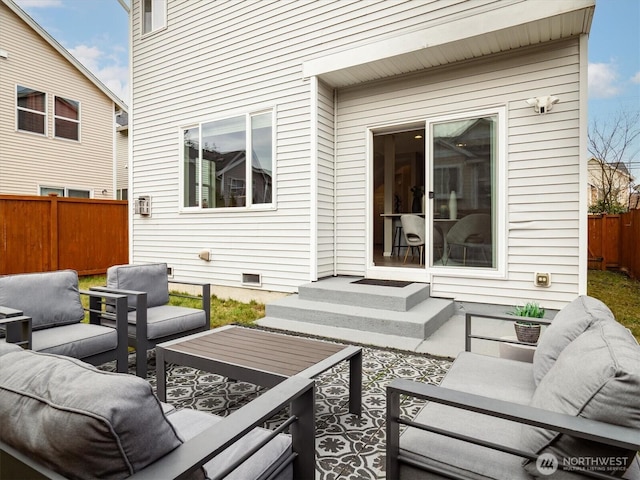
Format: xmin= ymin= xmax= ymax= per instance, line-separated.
xmin=0 ymin=195 xmax=128 ymax=276
xmin=588 ymin=211 xmax=640 ymax=279
xmin=620 ymin=210 xmax=640 ymax=280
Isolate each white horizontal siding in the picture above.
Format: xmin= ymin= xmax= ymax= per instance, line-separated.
xmin=335 ymin=39 xmax=583 ymax=307
xmin=316 ymin=80 xmax=336 ymax=278
xmin=131 ymin=0 xmax=585 ymax=297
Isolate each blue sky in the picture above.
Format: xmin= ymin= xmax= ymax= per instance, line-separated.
xmin=14 ymin=0 xmax=640 ymax=173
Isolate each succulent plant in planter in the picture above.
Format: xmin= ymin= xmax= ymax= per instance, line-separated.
xmin=510 ymin=302 xmax=545 ymax=343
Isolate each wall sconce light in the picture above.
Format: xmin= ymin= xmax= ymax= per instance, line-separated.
xmin=526 ymin=95 xmax=559 ymax=114
xmin=101 ymin=189 xmax=108 ymax=195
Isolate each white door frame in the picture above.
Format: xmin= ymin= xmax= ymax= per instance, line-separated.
xmin=365 ymin=125 xmax=431 ymax=283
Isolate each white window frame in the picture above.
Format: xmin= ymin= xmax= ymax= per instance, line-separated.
xmin=39 ymin=186 xmax=92 ymax=198
xmin=16 ymin=85 xmax=46 ymax=136
xmin=141 ymin=0 xmax=167 ymax=36
xmin=54 ymin=96 xmax=81 ymax=141
xmin=427 ymin=106 xmax=507 ymax=279
xmin=179 ymin=108 xmax=276 ymax=212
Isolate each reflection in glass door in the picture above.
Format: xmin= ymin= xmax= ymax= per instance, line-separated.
xmin=430 ymin=115 xmax=497 ymax=268
xmin=372 ymin=128 xmax=427 ymax=269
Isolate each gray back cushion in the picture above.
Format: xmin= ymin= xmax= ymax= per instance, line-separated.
xmin=0 ymin=270 xmax=84 ymax=330
xmin=522 ymin=321 xmax=640 ymax=478
xmin=532 ymin=295 xmax=615 ymax=384
xmin=107 ymin=263 xmax=169 ymax=308
xmin=0 ymin=349 xmax=183 ymax=479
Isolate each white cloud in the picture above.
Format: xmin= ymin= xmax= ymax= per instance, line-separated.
xmin=69 ymin=44 xmax=129 ymax=104
xmin=632 ymin=72 xmax=640 ymax=84
xmin=69 ymin=44 xmax=102 ymax=72
xmin=588 ymin=62 xmax=622 ymax=99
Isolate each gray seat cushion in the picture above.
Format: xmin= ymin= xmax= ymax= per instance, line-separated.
xmin=138 ymin=305 xmax=207 ymax=340
xmin=101 ymin=305 xmax=207 ymax=340
xmin=522 ymin=321 xmax=640 ymax=478
xmin=533 ymin=295 xmax=615 ymax=384
xmin=166 ymin=408 xmax=292 ymax=480
xmin=0 ymin=270 xmax=84 ymax=330
xmin=107 ymin=263 xmax=170 ymax=308
xmin=31 ymin=323 xmax=118 ymax=357
xmin=398 ymin=352 xmax=538 ymax=480
xmin=0 ymin=349 xmax=183 ymax=479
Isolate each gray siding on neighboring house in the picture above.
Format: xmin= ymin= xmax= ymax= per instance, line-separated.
xmin=0 ymin=1 xmax=116 ymax=198
xmin=116 ymin=128 xmax=128 ymax=196
xmin=335 ymin=39 xmax=582 ymax=307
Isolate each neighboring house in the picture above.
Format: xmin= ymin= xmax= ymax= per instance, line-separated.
xmin=130 ymin=0 xmax=594 ymax=309
xmin=0 ymin=0 xmax=128 ymax=199
xmin=587 ymin=157 xmax=635 ymax=210
xmin=116 ymin=111 xmax=129 ymax=200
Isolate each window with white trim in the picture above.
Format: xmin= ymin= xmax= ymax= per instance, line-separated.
xmin=54 ymin=96 xmax=80 ymax=141
xmin=142 ymin=0 xmax=166 ymax=34
xmin=182 ymin=111 xmax=273 ymax=209
xmin=40 ymin=186 xmax=90 ymax=198
xmin=17 ymin=86 xmax=46 ymax=135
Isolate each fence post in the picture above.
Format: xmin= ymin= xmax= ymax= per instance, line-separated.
xmin=49 ymin=193 xmax=59 ymax=271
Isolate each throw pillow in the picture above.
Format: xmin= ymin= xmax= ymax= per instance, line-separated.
xmin=532 ymin=295 xmax=615 ymax=385
xmin=522 ymin=321 xmax=640 ymax=478
xmin=0 ymin=349 xmax=183 ymax=480
xmin=107 ymin=263 xmax=170 ymax=309
xmin=0 ymin=270 xmax=84 ymax=330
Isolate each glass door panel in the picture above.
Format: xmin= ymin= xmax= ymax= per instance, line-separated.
xmin=372 ymin=128 xmax=426 ymax=269
xmin=430 ymin=115 xmax=496 ymax=268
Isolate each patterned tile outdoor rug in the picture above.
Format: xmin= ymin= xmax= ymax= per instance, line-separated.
xmin=101 ymin=333 xmax=452 ymax=480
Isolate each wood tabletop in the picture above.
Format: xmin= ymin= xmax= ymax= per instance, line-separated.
xmin=163 ymin=326 xmax=348 ymax=377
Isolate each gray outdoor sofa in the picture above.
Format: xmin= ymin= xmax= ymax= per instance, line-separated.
xmin=0 ymin=342 xmax=315 ymax=480
xmin=387 ymin=295 xmax=640 ymax=479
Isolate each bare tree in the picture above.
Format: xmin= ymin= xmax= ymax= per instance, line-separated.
xmin=588 ymin=110 xmax=640 ymax=213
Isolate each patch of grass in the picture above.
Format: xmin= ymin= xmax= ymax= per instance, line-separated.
xmin=587 ymin=270 xmax=640 ymax=340
xmin=78 ymin=275 xmax=264 ymax=328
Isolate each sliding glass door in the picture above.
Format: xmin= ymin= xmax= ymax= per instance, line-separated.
xmin=430 ymin=114 xmax=497 ymax=269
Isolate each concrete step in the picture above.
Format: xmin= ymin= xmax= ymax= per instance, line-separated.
xmin=264 ymin=294 xmax=454 ymax=339
xmin=297 ymin=276 xmax=431 ymax=312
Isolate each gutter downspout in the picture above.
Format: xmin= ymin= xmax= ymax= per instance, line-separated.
xmin=310 ymin=76 xmax=318 ymax=282
xmin=578 ymin=33 xmax=589 ymax=295
xmin=333 ymin=87 xmax=338 ymax=277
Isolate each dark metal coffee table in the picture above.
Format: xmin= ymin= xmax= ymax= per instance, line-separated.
xmin=156 ymin=325 xmax=362 ymax=415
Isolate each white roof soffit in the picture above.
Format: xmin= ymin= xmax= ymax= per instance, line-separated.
xmin=303 ymin=0 xmax=595 ymax=88
xmin=2 ymin=0 xmax=128 ymax=111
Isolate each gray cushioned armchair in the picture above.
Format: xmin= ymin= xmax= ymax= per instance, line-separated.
xmin=0 ymin=269 xmax=128 ymax=372
xmin=95 ymin=263 xmax=211 ymax=378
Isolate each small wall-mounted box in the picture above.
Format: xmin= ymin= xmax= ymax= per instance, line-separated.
xmin=534 ymin=272 xmax=551 ymax=288
xmin=134 ymin=196 xmax=151 ymax=216
xmin=198 ymin=250 xmax=212 ymax=262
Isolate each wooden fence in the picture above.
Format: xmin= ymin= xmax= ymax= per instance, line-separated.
xmin=588 ymin=210 xmax=640 ymax=279
xmin=0 ymin=195 xmax=128 ymax=276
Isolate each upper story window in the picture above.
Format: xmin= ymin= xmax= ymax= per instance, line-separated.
xmin=40 ymin=186 xmax=91 ymax=198
xmin=17 ymin=85 xmax=46 ymax=135
xmin=182 ymin=111 xmax=274 ymax=210
xmin=142 ymin=0 xmax=166 ymax=35
xmin=54 ymin=96 xmax=80 ymax=141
